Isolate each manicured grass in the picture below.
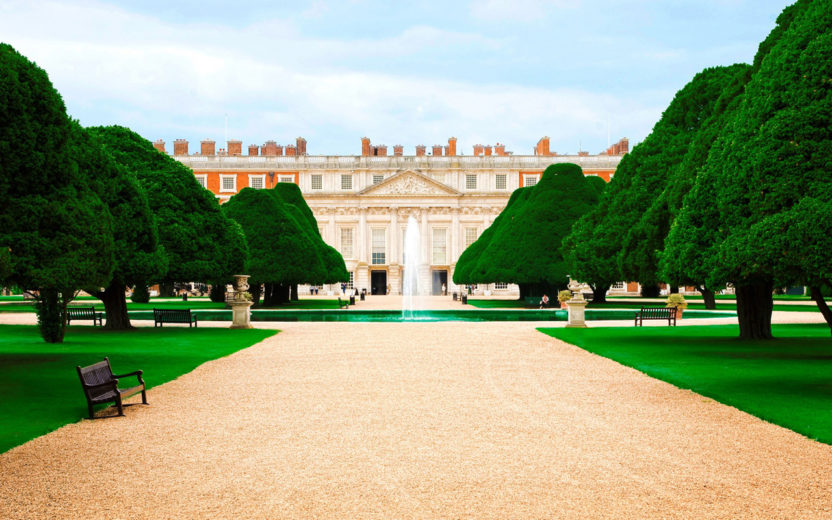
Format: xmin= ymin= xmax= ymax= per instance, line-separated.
xmin=467 ymin=297 xmax=822 ymax=313
xmin=0 ymin=325 xmax=276 ymax=454
xmin=0 ymin=298 xmax=347 ymax=313
xmin=466 ymin=299 xmax=532 ymax=309
xmin=540 ymin=324 xmax=832 ymax=443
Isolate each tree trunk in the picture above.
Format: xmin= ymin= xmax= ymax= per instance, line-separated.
xmin=590 ymin=284 xmax=609 ymax=303
xmin=262 ymin=283 xmax=274 ymax=307
xmin=698 ymin=286 xmax=717 ymax=310
xmin=98 ymin=280 xmax=132 ymax=329
xmin=735 ymin=282 xmax=773 ymax=340
xmin=275 ymin=284 xmax=290 ymax=304
xmin=249 ymin=282 xmax=262 ymax=307
xmin=291 ymin=284 xmax=299 ymax=301
xmin=36 ymin=287 xmax=66 ymax=343
xmin=640 ymin=284 xmax=661 ymax=298
xmin=810 ymin=285 xmax=832 ymax=336
xmin=209 ymin=283 xmax=226 ymax=303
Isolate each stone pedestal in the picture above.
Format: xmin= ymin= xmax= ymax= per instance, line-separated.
xmin=229 ymin=274 xmax=253 ymax=329
xmin=565 ymin=279 xmax=588 ymax=328
xmin=229 ymin=301 xmax=253 ymax=329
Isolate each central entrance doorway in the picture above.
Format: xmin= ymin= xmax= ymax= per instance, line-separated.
xmin=432 ymin=269 xmax=448 ymax=295
xmin=371 ymin=270 xmax=387 ymax=295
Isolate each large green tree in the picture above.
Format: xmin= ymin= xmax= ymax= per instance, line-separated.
xmin=223 ymin=186 xmax=346 ymax=306
xmin=454 ymin=163 xmax=600 ymax=298
xmin=669 ymin=0 xmax=832 ymax=338
xmin=0 ymin=44 xmax=115 ymax=342
xmin=87 ymin=126 xmax=247 ymax=294
xmin=74 ymin=124 xmax=167 ymax=329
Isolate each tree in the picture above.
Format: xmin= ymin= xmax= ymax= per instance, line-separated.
xmin=454 ymin=163 xmax=600 ymax=298
xmin=0 ymin=44 xmax=115 ymax=342
xmin=671 ymin=0 xmax=832 ymax=338
xmin=71 ymin=124 xmax=167 ymax=329
xmin=87 ymin=126 xmax=247 ymax=293
xmin=223 ymin=186 xmax=345 ymax=307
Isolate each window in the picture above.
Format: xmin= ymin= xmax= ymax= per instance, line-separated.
xmin=371 ymin=228 xmax=386 ymax=265
xmin=220 ymin=175 xmax=236 ymax=193
xmin=494 ymin=283 xmax=508 ymax=290
xmin=373 ymin=174 xmax=384 ymax=185
xmin=249 ymin=175 xmax=265 ymax=190
xmin=495 ymin=174 xmax=506 ymax=190
xmin=611 ymin=282 xmax=625 ymax=290
xmin=466 ymin=174 xmax=477 ymax=190
xmin=341 ymin=174 xmax=353 ymax=190
xmin=524 ymin=175 xmax=538 ymax=187
xmin=311 ymin=174 xmax=322 ymax=190
xmin=432 ymin=228 xmax=447 ymax=265
xmin=195 ymin=175 xmax=207 ymax=189
xmin=340 ymin=228 xmax=354 ymax=259
xmin=464 ymin=227 xmax=478 ymax=249
xmin=279 ymin=175 xmax=295 ymax=183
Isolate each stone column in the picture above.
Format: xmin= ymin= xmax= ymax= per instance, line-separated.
xmin=358 ymin=207 xmax=367 ymax=264
xmin=390 ymin=205 xmax=399 ymax=265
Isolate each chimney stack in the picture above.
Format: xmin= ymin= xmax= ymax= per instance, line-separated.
xmin=153 ymin=139 xmax=166 ymax=154
xmin=361 ymin=137 xmax=371 ymax=157
xmin=535 ymin=136 xmax=550 ymax=156
xmin=393 ymin=145 xmax=403 ymax=156
xmin=495 ymin=143 xmax=506 ymax=156
xmin=432 ymin=145 xmax=443 ymax=156
xmin=173 ymin=139 xmax=188 ymax=156
xmin=227 ymin=140 xmax=242 ymax=156
xmin=262 ymin=140 xmax=278 ymax=156
xmin=248 ymin=144 xmax=259 ymax=156
xmin=416 ymin=145 xmax=426 ymax=157
xmin=296 ymin=137 xmax=307 ymax=155
xmin=484 ymin=145 xmax=492 ymax=156
xmin=375 ymin=145 xmax=387 ymax=156
xmin=286 ymin=145 xmax=297 ymax=156
xmin=448 ymin=137 xmax=457 ymax=156
xmin=578 ymin=151 xmax=589 ymax=157
xmin=473 ymin=144 xmax=484 ymax=156
xmin=200 ymin=139 xmax=215 ymax=156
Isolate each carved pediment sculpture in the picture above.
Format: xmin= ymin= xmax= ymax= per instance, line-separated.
xmin=360 ymin=170 xmax=460 ymax=197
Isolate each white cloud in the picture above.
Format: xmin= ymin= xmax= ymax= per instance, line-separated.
xmin=0 ymin=0 xmax=658 ymax=154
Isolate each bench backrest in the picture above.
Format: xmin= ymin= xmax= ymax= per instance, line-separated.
xmin=68 ymin=306 xmax=96 ymax=318
xmin=639 ymin=307 xmax=676 ymax=318
xmin=153 ymin=308 xmax=192 ymax=322
xmin=77 ymin=358 xmax=114 ymax=399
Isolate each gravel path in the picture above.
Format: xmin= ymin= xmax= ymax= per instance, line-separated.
xmin=2 ymin=321 xmax=831 ymax=519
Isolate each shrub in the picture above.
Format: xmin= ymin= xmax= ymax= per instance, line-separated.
xmin=131 ymin=284 xmax=150 ymax=303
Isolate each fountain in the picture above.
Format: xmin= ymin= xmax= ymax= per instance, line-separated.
xmin=402 ymin=216 xmax=421 ymax=320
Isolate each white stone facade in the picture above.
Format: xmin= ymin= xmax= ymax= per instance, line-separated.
xmin=175 ymin=154 xmax=622 ymax=296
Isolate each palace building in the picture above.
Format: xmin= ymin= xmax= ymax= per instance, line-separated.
xmin=156 ymin=136 xmax=628 ymax=296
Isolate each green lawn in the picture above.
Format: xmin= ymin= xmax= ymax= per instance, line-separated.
xmin=0 ymin=298 xmax=346 ymax=313
xmin=0 ymin=325 xmax=276 ymax=454
xmin=467 ymin=297 xmax=822 ymax=313
xmin=540 ymin=324 xmax=832 ymax=443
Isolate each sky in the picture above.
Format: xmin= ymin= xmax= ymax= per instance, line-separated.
xmin=0 ymin=0 xmax=788 ymax=156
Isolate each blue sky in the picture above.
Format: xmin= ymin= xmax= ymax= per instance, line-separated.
xmin=1 ymin=0 xmax=787 ymax=155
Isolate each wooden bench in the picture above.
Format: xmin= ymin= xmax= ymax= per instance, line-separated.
xmin=76 ymin=357 xmax=147 ymax=419
xmin=634 ymin=307 xmax=677 ymax=326
xmin=67 ymin=306 xmax=104 ymax=327
xmin=338 ymin=297 xmax=349 ymax=309
xmin=153 ymin=308 xmax=198 ymax=327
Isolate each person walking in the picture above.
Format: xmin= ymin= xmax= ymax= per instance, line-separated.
xmin=441 ymin=283 xmax=447 ymax=296
xmin=539 ymin=294 xmax=550 ymax=309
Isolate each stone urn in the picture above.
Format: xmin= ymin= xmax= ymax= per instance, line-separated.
xmin=565 ymin=279 xmax=588 ymax=328
xmin=229 ymin=274 xmax=253 ymax=329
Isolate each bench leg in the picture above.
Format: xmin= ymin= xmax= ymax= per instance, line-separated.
xmin=116 ymin=395 xmax=124 ymax=416
xmin=88 ymin=403 xmax=95 ymax=420
xmin=141 ymin=389 xmax=148 ymax=405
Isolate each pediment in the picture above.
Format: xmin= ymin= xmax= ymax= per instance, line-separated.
xmin=360 ymin=170 xmax=460 ymax=197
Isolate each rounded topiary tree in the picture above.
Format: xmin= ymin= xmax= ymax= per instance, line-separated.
xmin=0 ymin=44 xmax=115 ymax=342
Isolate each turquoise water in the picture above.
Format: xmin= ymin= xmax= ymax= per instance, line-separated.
xmin=128 ymin=309 xmax=735 ymax=323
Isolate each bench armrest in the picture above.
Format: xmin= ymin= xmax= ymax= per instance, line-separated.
xmin=111 ymin=370 xmax=144 ymax=384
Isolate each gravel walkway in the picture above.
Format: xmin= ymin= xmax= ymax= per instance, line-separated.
xmin=2 ymin=321 xmax=831 ymax=519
